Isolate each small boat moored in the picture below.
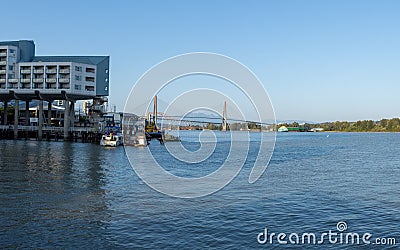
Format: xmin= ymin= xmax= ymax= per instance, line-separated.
xmin=100 ymin=132 xmax=123 ymax=147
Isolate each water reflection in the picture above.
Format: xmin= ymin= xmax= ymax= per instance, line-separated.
xmin=0 ymin=140 xmax=112 ymax=248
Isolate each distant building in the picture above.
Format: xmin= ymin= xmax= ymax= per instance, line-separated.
xmin=0 ymin=40 xmax=109 ymax=100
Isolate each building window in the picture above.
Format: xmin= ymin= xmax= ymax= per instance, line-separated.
xmin=105 ymin=69 xmax=109 ymax=74
xmin=85 ymin=76 xmax=95 ymax=82
xmin=75 ymin=66 xmax=82 ymax=72
xmin=86 ymin=67 xmax=95 ymax=73
xmin=75 ymin=75 xmax=82 ymax=81
xmin=85 ymin=86 xmax=94 ymax=91
xmin=105 ymin=78 xmax=108 ymax=82
xmin=8 ymin=65 xmax=14 ymax=71
xmin=74 ymin=85 xmax=82 ymax=90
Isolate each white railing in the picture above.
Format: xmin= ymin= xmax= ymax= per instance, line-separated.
xmin=59 ymin=78 xmax=70 ymax=83
xmin=0 ymin=52 xmax=7 ymax=57
xmin=8 ymin=78 xmax=18 ymax=83
xmin=21 ymin=79 xmax=31 ymax=83
xmin=46 ymin=78 xmax=57 ymax=83
xmin=59 ymin=69 xmax=70 ymax=74
xmin=21 ymin=70 xmax=31 ymax=74
xmin=0 ymin=70 xmax=6 ymax=74
xmin=33 ymin=78 xmax=44 ymax=83
xmin=46 ymin=69 xmax=57 ymax=74
xmin=33 ymin=69 xmax=44 ymax=74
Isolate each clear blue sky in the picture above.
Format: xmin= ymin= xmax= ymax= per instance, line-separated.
xmin=2 ymin=0 xmax=400 ymax=122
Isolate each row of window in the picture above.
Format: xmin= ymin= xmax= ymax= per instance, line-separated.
xmin=0 ymin=49 xmax=16 ymax=57
xmin=0 ymin=83 xmax=94 ymax=91
xmin=2 ymin=65 xmax=109 ymax=76
xmin=0 ymin=49 xmax=16 ymax=56
xmin=0 ymin=76 xmax=96 ymax=81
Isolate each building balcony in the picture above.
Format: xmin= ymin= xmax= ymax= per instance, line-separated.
xmin=0 ymin=52 xmax=7 ymax=57
xmin=21 ymin=78 xmax=31 ymax=83
xmin=46 ymin=78 xmax=57 ymax=83
xmin=46 ymin=69 xmax=57 ymax=74
xmin=8 ymin=78 xmax=18 ymax=83
xmin=21 ymin=69 xmax=31 ymax=74
xmin=20 ymin=84 xmax=31 ymax=89
xmin=33 ymin=84 xmax=43 ymax=89
xmin=0 ymin=79 xmax=5 ymax=83
xmin=33 ymin=78 xmax=44 ymax=83
xmin=59 ymin=69 xmax=70 ymax=74
xmin=59 ymin=78 xmax=70 ymax=83
xmin=0 ymin=70 xmax=6 ymax=74
xmin=8 ymin=83 xmax=18 ymax=89
xmin=33 ymin=69 xmax=44 ymax=74
xmin=0 ymin=61 xmax=6 ymax=65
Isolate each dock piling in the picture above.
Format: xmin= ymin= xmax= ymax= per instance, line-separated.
xmin=38 ymin=100 xmax=43 ymax=141
xmin=63 ymin=100 xmax=70 ymax=141
xmin=14 ymin=100 xmax=19 ymax=140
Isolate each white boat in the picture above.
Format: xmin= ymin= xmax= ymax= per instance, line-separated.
xmin=100 ymin=132 xmax=123 ymax=147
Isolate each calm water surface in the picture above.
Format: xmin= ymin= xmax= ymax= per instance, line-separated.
xmin=0 ymin=132 xmax=399 ymax=249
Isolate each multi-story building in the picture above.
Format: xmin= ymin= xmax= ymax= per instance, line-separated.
xmin=0 ymin=40 xmax=110 ymax=140
xmin=0 ymin=40 xmax=109 ymax=99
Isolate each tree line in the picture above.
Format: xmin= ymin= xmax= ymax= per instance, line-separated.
xmin=280 ymin=118 xmax=400 ymax=132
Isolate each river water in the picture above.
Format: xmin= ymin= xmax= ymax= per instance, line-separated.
xmin=0 ymin=132 xmax=399 ymax=248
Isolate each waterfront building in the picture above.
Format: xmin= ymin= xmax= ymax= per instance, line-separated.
xmin=0 ymin=40 xmax=110 ymax=140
